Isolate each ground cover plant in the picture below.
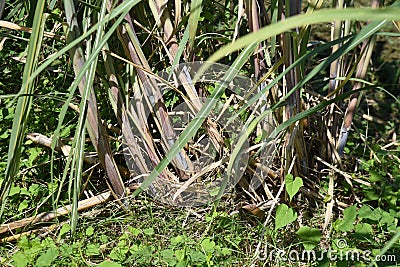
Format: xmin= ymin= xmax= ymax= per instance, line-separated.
xmin=0 ymin=0 xmax=399 ymax=266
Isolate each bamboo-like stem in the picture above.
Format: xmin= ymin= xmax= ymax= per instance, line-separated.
xmin=323 ymin=0 xmax=344 ymax=162
xmin=337 ymin=0 xmax=380 ymax=157
xmin=281 ymin=0 xmax=308 ymax=178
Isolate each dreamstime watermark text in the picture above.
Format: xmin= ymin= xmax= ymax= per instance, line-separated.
xmin=259 ymin=243 xmax=398 ymax=263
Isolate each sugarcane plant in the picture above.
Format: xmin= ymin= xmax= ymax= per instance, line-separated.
xmin=0 ymin=0 xmax=399 ymax=239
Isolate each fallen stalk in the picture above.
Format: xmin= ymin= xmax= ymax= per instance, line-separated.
xmin=0 ymin=185 xmax=139 ymax=239
xmin=0 ymin=191 xmax=111 ymax=235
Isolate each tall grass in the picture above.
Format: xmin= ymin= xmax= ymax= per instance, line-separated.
xmin=0 ymin=0 xmax=399 ymax=239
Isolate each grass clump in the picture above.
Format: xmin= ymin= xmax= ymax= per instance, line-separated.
xmin=0 ymin=0 xmax=399 ymax=266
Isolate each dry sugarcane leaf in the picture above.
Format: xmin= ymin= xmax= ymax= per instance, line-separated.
xmin=64 ymin=3 xmax=125 ymax=200
xmin=113 ymin=11 xmax=193 ymax=179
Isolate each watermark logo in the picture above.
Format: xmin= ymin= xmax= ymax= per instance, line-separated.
xmin=123 ymin=62 xmax=275 ymax=206
xmin=258 ymin=239 xmax=398 ymax=264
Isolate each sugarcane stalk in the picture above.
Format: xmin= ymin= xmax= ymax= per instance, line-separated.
xmin=337 ymin=0 xmax=380 ymax=157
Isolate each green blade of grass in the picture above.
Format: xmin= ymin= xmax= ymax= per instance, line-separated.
xmin=16 ymin=0 xmax=142 ymax=93
xmin=205 ymin=7 xmax=400 ymax=64
xmin=170 ymin=23 xmax=190 ymax=71
xmin=0 ymin=0 xmax=46 ymax=219
xmin=51 ymin=5 xmax=136 ymax=209
xmin=188 ymin=0 xmax=202 ymax=52
xmin=230 ymin=20 xmax=387 ymax=126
